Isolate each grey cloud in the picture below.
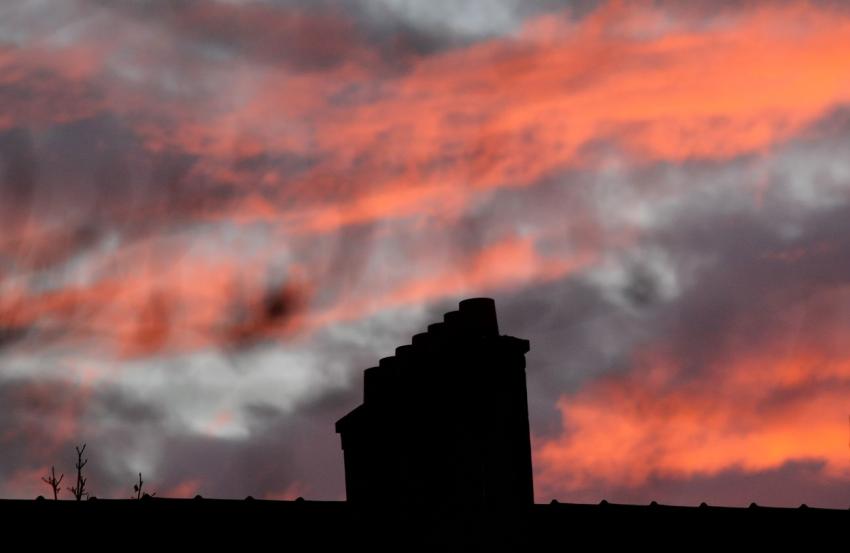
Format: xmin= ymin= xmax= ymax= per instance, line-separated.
xmin=0 ymin=377 xmax=164 ymax=498
xmin=0 ymin=128 xmax=37 ymax=227
xmin=82 ymin=0 xmax=602 ymax=75
xmin=150 ymin=385 xmax=358 ymax=499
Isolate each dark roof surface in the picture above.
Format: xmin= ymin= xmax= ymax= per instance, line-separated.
xmin=3 ymin=498 xmax=847 ymax=548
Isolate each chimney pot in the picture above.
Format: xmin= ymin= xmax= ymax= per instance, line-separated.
xmin=458 ymin=297 xmax=499 ymax=336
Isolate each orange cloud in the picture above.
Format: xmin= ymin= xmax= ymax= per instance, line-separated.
xmin=7 ymin=2 xmax=850 ymax=217
xmin=139 ymin=0 xmax=850 ymax=236
xmin=535 ymin=287 xmax=850 ymax=499
xmin=1 ymin=238 xmax=309 ymax=358
xmin=264 ymin=480 xmax=310 ymax=501
xmin=2 ymin=466 xmax=50 ymax=499
xmin=164 ymin=478 xmax=203 ymax=499
xmin=0 ymin=45 xmax=103 ymax=130
xmin=6 ymin=0 xmax=850 ymax=357
xmin=3 ymin=228 xmax=597 ymax=356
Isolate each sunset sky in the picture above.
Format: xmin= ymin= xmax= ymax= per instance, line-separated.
xmin=2 ymin=0 xmax=850 ymax=507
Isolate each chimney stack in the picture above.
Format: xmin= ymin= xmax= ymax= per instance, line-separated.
xmin=335 ymin=297 xmax=534 ymax=511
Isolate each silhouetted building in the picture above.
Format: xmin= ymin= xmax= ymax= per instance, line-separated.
xmin=6 ymin=296 xmax=849 ymax=548
xmin=335 ymin=297 xmax=534 ymax=511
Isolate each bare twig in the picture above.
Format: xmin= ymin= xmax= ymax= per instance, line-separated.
xmin=41 ymin=466 xmax=63 ymax=500
xmin=67 ymin=443 xmax=88 ymax=501
xmin=133 ymin=472 xmax=156 ymax=499
xmin=133 ymin=472 xmax=142 ymax=499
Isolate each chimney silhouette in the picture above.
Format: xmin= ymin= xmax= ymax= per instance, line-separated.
xmin=335 ymin=298 xmax=534 ymax=510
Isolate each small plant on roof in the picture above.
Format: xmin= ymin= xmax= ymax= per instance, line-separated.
xmin=67 ymin=443 xmax=88 ymax=501
xmin=133 ymin=472 xmax=156 ymax=499
xmin=41 ymin=466 xmax=63 ymax=500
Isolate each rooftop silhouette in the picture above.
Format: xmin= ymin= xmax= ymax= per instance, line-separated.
xmin=335 ymin=297 xmax=533 ymax=511
xmin=2 ymin=297 xmax=848 ymax=547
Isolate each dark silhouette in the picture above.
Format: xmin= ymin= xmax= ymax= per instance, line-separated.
xmin=133 ymin=473 xmax=155 ymax=500
xmin=3 ymin=297 xmax=849 ymax=547
xmin=40 ymin=466 xmax=63 ymax=500
xmin=336 ymin=297 xmax=534 ymax=513
xmin=67 ymin=443 xmax=88 ymax=501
